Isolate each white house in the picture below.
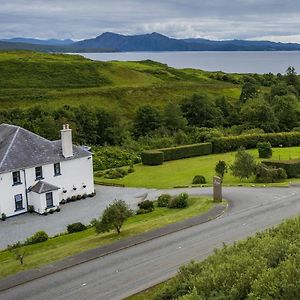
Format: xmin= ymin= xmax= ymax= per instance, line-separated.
xmin=0 ymin=123 xmax=94 ymax=217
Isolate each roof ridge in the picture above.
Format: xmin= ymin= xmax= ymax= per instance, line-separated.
xmin=0 ymin=127 xmax=20 ymax=170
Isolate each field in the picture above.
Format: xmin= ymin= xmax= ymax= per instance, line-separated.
xmin=0 ymin=196 xmax=217 ymax=279
xmin=96 ymin=146 xmax=300 ymax=188
xmin=0 ymin=51 xmax=241 ymax=117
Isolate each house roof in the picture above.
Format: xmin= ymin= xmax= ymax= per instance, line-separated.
xmin=0 ymin=124 xmax=91 ymax=174
xmin=30 ymin=181 xmax=60 ymax=194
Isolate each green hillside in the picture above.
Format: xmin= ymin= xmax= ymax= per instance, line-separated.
xmin=0 ymin=51 xmax=241 ymax=117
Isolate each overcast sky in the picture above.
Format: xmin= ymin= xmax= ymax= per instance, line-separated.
xmin=1 ymin=0 xmax=300 ymax=42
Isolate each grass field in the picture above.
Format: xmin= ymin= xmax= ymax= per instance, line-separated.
xmin=0 ymin=196 xmax=217 ymax=279
xmin=0 ymin=51 xmax=241 ymax=117
xmin=96 ymin=147 xmax=300 ymax=188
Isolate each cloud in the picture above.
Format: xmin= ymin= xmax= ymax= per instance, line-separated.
xmin=1 ymin=0 xmax=300 ymax=42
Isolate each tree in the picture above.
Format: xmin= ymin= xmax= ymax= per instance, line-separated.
xmin=285 ymin=66 xmax=298 ymax=86
xmin=272 ymin=95 xmax=299 ymax=131
xmin=95 ymin=200 xmax=133 ymax=234
xmin=215 ymin=160 xmax=227 ymax=181
xmin=239 ymin=76 xmax=258 ymax=103
xmin=163 ymin=101 xmax=187 ymax=132
xmin=240 ymin=98 xmax=278 ymax=132
xmin=181 ymin=94 xmax=223 ymax=128
xmin=230 ymin=147 xmax=256 ymax=180
xmin=133 ymin=105 xmax=161 ymax=137
xmin=10 ymin=248 xmax=26 ymax=265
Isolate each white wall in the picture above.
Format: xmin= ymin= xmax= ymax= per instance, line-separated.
xmin=0 ymin=155 xmax=94 ymax=217
xmin=0 ymin=171 xmax=27 ymax=217
xmin=29 ymin=190 xmax=60 ymax=214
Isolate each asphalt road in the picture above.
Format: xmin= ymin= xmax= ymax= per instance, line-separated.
xmin=1 ymin=186 xmax=300 ymax=300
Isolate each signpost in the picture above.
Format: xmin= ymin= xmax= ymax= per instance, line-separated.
xmin=213 ymin=176 xmax=222 ymax=202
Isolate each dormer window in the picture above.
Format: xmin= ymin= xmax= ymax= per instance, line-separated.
xmin=12 ymin=171 xmax=21 ymax=185
xmin=35 ymin=166 xmax=43 ymax=180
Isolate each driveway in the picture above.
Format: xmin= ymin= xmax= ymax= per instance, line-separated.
xmin=0 ymin=185 xmax=154 ymax=249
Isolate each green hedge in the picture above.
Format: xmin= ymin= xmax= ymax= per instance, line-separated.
xmin=141 ymin=150 xmax=164 ymax=165
xmin=263 ymin=159 xmax=300 ymax=178
xmin=159 ymin=143 xmax=212 ymax=161
xmin=212 ymin=132 xmax=300 ymax=153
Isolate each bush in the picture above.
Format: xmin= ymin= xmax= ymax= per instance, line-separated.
xmin=136 ymin=208 xmax=151 ymax=215
xmin=168 ymin=193 xmax=189 ymax=209
xmin=257 ymin=142 xmax=272 ymax=158
xmin=1 ymin=213 xmax=6 ymax=221
xmin=25 ymin=231 xmax=48 ymax=245
xmin=128 ymin=165 xmax=135 ymax=173
xmin=157 ymin=194 xmax=172 ymax=207
xmin=263 ymin=159 xmax=300 ymax=178
xmin=27 ymin=205 xmax=34 ymax=213
xmin=67 ymin=222 xmax=87 ymax=233
xmin=192 ymin=175 xmax=206 ymax=184
xmin=138 ymin=200 xmax=154 ymax=212
xmin=212 ymin=132 xmax=300 ymax=153
xmin=141 ymin=150 xmax=164 ymax=165
xmin=104 ymin=169 xmax=125 ymax=179
xmin=255 ymin=164 xmax=287 ymax=183
xmin=159 ymin=142 xmax=212 ymax=161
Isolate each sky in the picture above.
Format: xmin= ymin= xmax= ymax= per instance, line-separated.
xmin=1 ymin=0 xmax=300 ymax=42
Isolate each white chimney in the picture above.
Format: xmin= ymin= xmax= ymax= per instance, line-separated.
xmin=61 ymin=124 xmax=73 ymax=158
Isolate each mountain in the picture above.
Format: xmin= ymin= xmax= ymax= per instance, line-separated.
xmin=2 ymin=32 xmax=300 ymax=52
xmin=1 ymin=38 xmax=74 ymax=46
xmin=73 ymin=32 xmax=191 ymax=51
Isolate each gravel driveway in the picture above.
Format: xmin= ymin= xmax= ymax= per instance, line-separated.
xmin=0 ymin=185 xmax=155 ymax=249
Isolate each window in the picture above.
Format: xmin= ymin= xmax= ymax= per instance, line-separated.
xmin=54 ymin=163 xmax=61 ymax=176
xmin=15 ymin=194 xmax=24 ymax=211
xmin=35 ymin=166 xmax=43 ymax=180
xmin=46 ymin=192 xmax=54 ymax=208
xmin=12 ymin=171 xmax=21 ymax=185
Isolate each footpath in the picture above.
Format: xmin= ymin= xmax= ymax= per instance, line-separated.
xmin=0 ymin=202 xmax=227 ymax=292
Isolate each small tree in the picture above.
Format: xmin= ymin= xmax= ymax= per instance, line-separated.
xmin=231 ymin=147 xmax=256 ymax=180
xmin=215 ymin=160 xmax=227 ymax=181
xmin=10 ymin=249 xmax=26 ymax=265
xmin=95 ymin=200 xmax=133 ymax=234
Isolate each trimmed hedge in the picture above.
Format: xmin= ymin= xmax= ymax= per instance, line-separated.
xmin=212 ymin=132 xmax=300 ymax=153
xmin=159 ymin=143 xmax=212 ymax=161
xmin=141 ymin=150 xmax=164 ymax=165
xmin=263 ymin=159 xmax=300 ymax=178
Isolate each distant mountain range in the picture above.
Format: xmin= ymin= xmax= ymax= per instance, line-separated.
xmin=2 ymin=32 xmax=300 ymax=52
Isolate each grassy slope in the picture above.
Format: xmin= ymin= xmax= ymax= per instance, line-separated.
xmin=0 ymin=196 xmax=217 ymax=279
xmin=96 ymin=147 xmax=300 ymax=188
xmin=0 ymin=51 xmax=241 ymax=117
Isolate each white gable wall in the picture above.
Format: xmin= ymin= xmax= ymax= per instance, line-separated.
xmin=0 ymin=155 xmax=94 ymax=217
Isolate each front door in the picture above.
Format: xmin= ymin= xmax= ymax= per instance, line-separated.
xmin=46 ymin=192 xmax=53 ymax=208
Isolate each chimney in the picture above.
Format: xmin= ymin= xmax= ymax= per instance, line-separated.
xmin=61 ymin=124 xmax=73 ymax=158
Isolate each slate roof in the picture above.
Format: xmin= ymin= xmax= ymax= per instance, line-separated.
xmin=30 ymin=181 xmax=60 ymax=194
xmin=0 ymin=124 xmax=91 ymax=174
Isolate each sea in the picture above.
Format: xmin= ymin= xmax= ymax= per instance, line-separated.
xmin=81 ymin=51 xmax=300 ymax=74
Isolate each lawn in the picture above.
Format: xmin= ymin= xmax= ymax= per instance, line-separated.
xmin=96 ymin=146 xmax=300 ymax=188
xmin=0 ymin=196 xmax=217 ymax=279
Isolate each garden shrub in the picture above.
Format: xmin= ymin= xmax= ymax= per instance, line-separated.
xmin=138 ymin=200 xmax=154 ymax=212
xmin=141 ymin=150 xmax=164 ymax=165
xmin=192 ymin=175 xmax=206 ymax=184
xmin=67 ymin=222 xmax=87 ymax=233
xmin=257 ymin=142 xmax=272 ymax=158
xmin=159 ymin=143 xmax=212 ymax=161
xmin=157 ymin=194 xmax=172 ymax=207
xmin=263 ymin=159 xmax=300 ymax=178
xmin=25 ymin=231 xmax=48 ymax=245
xmin=104 ymin=169 xmax=125 ymax=179
xmin=168 ymin=193 xmax=189 ymax=209
xmin=136 ymin=209 xmax=150 ymax=215
xmin=1 ymin=213 xmax=6 ymax=221
xmin=255 ymin=163 xmax=287 ymax=183
xmin=212 ymin=132 xmax=300 ymax=153
xmin=27 ymin=205 xmax=34 ymax=213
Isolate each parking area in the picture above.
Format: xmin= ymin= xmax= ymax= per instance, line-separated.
xmin=0 ymin=185 xmax=154 ymax=249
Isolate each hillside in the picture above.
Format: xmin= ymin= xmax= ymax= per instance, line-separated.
xmin=2 ymin=32 xmax=300 ymax=52
xmin=0 ymin=51 xmax=241 ymax=117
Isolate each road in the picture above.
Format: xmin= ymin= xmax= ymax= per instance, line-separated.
xmin=1 ymin=186 xmax=300 ymax=300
